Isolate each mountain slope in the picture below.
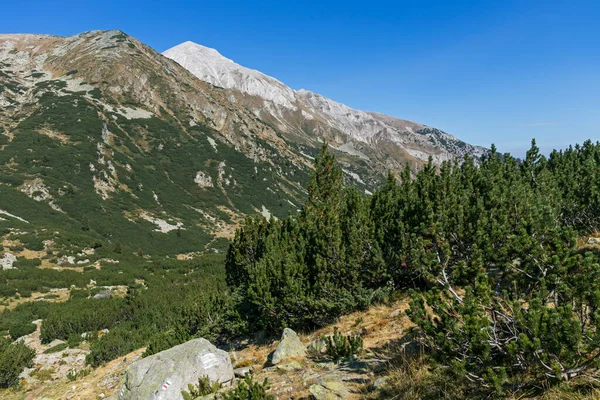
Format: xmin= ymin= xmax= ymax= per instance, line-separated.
xmin=0 ymin=30 xmax=313 ymax=260
xmin=164 ymin=41 xmax=487 ymax=167
xmin=0 ymin=30 xmax=484 ymax=263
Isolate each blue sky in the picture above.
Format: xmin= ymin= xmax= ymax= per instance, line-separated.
xmin=4 ymin=0 xmax=600 ymax=155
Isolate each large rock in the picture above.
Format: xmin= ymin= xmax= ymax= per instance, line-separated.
xmin=117 ymin=338 xmax=234 ymax=400
xmin=271 ymin=328 xmax=306 ymax=365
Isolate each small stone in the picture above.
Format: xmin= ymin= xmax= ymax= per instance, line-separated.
xmin=233 ymin=367 xmax=252 ymax=378
xmin=373 ymin=376 xmax=391 ymax=389
xmin=388 ymin=309 xmax=402 ymax=318
xmin=309 ymin=378 xmax=351 ymax=400
xmin=588 ymin=237 xmax=600 ymax=245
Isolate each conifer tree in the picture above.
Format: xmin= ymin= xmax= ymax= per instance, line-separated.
xmin=300 ymin=143 xmax=344 ymax=294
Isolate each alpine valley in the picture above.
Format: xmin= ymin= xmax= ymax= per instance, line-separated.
xmin=4 ymin=26 xmax=600 ymax=400
xmin=0 ymin=29 xmax=485 ymax=260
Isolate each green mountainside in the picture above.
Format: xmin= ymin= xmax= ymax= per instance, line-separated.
xmin=0 ymin=30 xmax=320 ymax=259
xmin=0 ymin=30 xmax=486 ymax=262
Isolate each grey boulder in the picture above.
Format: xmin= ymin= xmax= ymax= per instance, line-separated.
xmin=588 ymin=237 xmax=600 ymax=245
xmin=117 ymin=338 xmax=234 ymax=400
xmin=93 ymin=289 xmax=111 ymax=300
xmin=271 ymin=328 xmax=306 ymax=365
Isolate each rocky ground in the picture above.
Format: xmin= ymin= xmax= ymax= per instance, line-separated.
xmin=226 ymin=301 xmax=413 ymax=399
xmin=0 ymin=299 xmax=413 ymax=399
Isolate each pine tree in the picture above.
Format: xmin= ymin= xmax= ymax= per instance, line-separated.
xmin=300 ymin=143 xmax=344 ymax=295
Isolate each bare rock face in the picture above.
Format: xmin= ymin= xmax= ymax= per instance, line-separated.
xmin=164 ymin=41 xmax=488 ymax=168
xmin=0 ymin=252 xmax=16 ymax=270
xmin=271 ymin=328 xmax=306 ymax=365
xmin=117 ymin=338 xmax=234 ymax=400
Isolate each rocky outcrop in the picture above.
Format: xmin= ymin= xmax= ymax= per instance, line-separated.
xmin=271 ymin=328 xmax=306 ymax=365
xmin=0 ymin=252 xmax=16 ymax=270
xmin=117 ymin=338 xmax=234 ymax=400
xmin=93 ymin=289 xmax=112 ymax=300
xmin=164 ymin=41 xmax=487 ymax=167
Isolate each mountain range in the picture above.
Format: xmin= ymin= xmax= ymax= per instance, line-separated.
xmin=163 ymin=41 xmax=486 ymax=167
xmin=0 ymin=30 xmax=486 ymax=260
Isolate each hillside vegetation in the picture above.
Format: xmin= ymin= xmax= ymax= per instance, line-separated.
xmin=226 ymin=140 xmax=600 ymax=398
xmin=2 ymin=139 xmax=600 ymax=399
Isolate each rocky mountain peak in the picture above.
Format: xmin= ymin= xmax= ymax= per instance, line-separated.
xmin=164 ymin=40 xmax=487 ymax=166
xmin=163 ymin=41 xmax=297 ymax=109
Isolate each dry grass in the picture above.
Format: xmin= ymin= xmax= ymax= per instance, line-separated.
xmin=577 ymin=233 xmax=600 ymax=250
xmin=298 ymin=298 xmax=414 ymax=351
xmin=23 ymin=348 xmax=144 ymax=400
xmin=366 ymin=342 xmax=600 ymax=400
xmin=0 ymin=288 xmax=71 ymax=312
xmin=226 ymin=298 xmax=415 ymax=399
xmin=531 ymin=383 xmax=600 ymax=400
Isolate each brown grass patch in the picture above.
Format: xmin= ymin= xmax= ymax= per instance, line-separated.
xmin=0 ymin=288 xmax=71 ymax=312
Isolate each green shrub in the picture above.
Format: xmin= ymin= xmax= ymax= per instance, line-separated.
xmin=8 ymin=320 xmax=36 ymax=340
xmin=0 ymin=338 xmax=35 ymax=388
xmin=22 ymin=235 xmax=44 ymax=251
xmin=222 ymin=375 xmax=274 ymax=400
xmin=143 ymin=328 xmax=189 ymax=358
xmin=323 ymin=327 xmax=363 ymax=361
xmin=226 ymin=145 xmax=385 ymax=332
xmin=31 ymin=368 xmax=54 ymax=382
xmin=9 ymin=244 xmax=24 ymax=252
xmin=43 ymin=342 xmax=68 ymax=354
xmin=67 ymin=368 xmax=90 ymax=381
xmin=181 ymin=375 xmax=223 ymax=400
xmin=85 ymin=326 xmax=140 ymax=367
xmin=67 ymin=333 xmax=82 ymax=348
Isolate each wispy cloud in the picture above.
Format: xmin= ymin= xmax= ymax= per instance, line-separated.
xmin=518 ymin=122 xmax=557 ymax=127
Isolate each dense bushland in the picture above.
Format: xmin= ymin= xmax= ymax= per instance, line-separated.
xmin=0 ymin=255 xmax=238 ymax=373
xmin=226 ymin=146 xmax=387 ymax=331
xmin=3 ymin=138 xmax=600 ymax=397
xmin=0 ymin=338 xmax=35 ymax=388
xmin=227 ymin=140 xmax=600 ymax=397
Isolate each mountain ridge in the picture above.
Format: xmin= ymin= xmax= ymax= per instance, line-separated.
xmin=0 ymin=29 xmax=484 ymax=262
xmin=163 ymin=40 xmax=487 ymax=166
